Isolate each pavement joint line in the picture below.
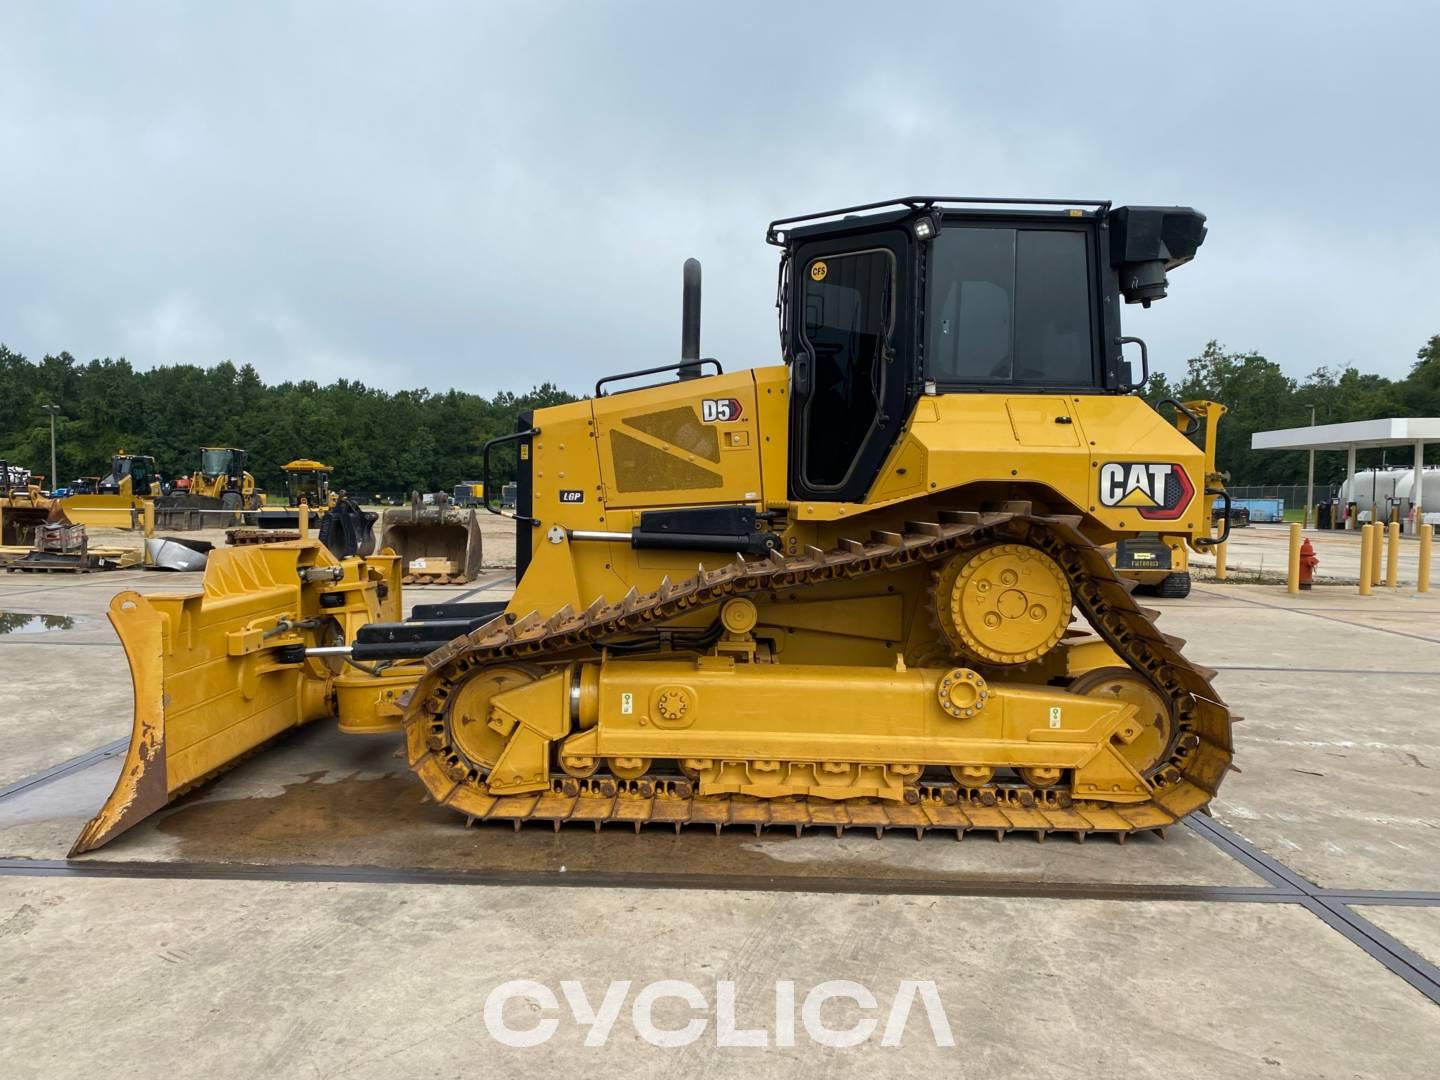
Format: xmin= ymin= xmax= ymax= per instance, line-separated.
xmin=0 ymin=737 xmax=129 ymax=802
xmin=0 ymin=856 xmax=1304 ymax=903
xmin=1187 ymin=815 xmax=1440 ymax=1006
xmin=428 ymin=571 xmax=515 ymax=604
xmin=1 ymin=742 xmax=1438 ymax=908
xmin=4 ymin=748 xmax=1439 ymax=1000
xmin=1204 ymin=590 xmax=1440 ymax=645
xmin=1212 ymin=665 xmax=1440 ymax=677
xmin=0 ymin=640 xmax=122 ymax=648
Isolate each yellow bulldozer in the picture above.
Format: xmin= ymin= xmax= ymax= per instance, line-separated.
xmin=74 ymin=196 xmax=1234 ymax=854
xmin=154 ymin=446 xmax=262 ymax=529
xmin=58 ymin=452 xmax=161 ymax=529
xmin=1108 ymin=400 xmax=1227 ymax=598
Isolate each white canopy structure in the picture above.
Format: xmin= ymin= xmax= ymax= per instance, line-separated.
xmin=1252 ymin=417 xmax=1440 ymax=531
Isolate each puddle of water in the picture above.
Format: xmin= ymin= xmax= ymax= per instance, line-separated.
xmin=0 ymin=612 xmax=77 ymax=635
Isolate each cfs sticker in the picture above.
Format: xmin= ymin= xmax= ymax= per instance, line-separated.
xmin=810 ymin=260 xmax=828 ymax=282
xmin=701 ymin=398 xmax=743 ymax=423
xmin=1098 ymin=462 xmax=1194 ymax=520
xmin=559 ymin=489 xmax=585 ymax=503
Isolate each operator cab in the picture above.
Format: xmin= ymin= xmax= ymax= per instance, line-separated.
xmin=283 ymin=460 xmax=333 ymax=507
xmin=100 ymin=454 xmax=157 ymax=495
xmin=769 ymin=197 xmax=1206 ymax=502
xmin=200 ymin=448 xmax=248 ymax=482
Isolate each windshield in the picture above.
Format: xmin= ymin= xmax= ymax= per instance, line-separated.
xmin=201 ymin=450 xmax=233 ymax=479
xmin=926 ymin=226 xmax=1095 ymax=387
xmin=287 ymin=471 xmax=326 ymax=503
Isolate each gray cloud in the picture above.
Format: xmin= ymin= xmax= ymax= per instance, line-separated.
xmin=2 ymin=1 xmax=1436 ymax=393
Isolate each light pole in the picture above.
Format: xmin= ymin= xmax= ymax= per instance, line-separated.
xmin=1304 ymin=405 xmax=1316 ymax=528
xmin=40 ymin=404 xmax=61 ymax=493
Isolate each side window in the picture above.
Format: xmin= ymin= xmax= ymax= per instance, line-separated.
xmin=930 ymin=228 xmax=1014 ymax=382
xmin=798 ymin=249 xmax=894 ymax=487
xmin=926 ymin=226 xmax=1095 ymax=387
xmin=1014 ymin=230 xmax=1092 ymax=384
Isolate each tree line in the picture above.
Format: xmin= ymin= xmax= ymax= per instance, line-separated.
xmin=0 ymin=345 xmax=575 ymax=496
xmin=2 ymin=335 xmax=1437 ymax=495
xmin=1143 ymin=335 xmax=1440 ymax=488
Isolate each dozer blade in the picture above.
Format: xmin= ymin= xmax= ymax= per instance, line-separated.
xmin=70 ymin=545 xmax=348 ymax=855
xmin=55 ymin=494 xmax=142 ymax=530
xmin=381 ymin=504 xmax=483 ymax=582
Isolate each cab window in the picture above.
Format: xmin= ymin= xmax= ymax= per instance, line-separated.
xmin=798 ymin=248 xmax=894 ymax=487
xmin=926 ymin=226 xmax=1095 ymax=387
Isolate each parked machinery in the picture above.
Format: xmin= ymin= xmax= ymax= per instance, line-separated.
xmin=452 ymin=481 xmax=485 ymax=507
xmin=154 ymin=447 xmax=261 ymax=529
xmin=0 ymin=461 xmax=60 ymax=546
xmin=75 ymin=196 xmax=1233 ymax=854
xmin=227 ymin=460 xmax=375 ymax=559
xmin=59 ymin=452 xmax=161 ymax=529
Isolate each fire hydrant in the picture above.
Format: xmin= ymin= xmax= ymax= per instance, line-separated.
xmin=1299 ymin=537 xmax=1319 ymax=590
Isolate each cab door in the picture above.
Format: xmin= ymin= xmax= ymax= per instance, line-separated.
xmin=788 ymin=230 xmax=914 ymax=502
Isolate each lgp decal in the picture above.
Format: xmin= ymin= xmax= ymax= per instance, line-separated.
xmin=701 ymin=398 xmax=743 ymax=423
xmin=559 ymin=489 xmax=585 ymax=503
xmin=1098 ymin=462 xmax=1194 ymax=520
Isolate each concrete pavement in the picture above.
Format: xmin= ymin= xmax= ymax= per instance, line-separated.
xmin=2 ymin=569 xmax=1438 ymax=1076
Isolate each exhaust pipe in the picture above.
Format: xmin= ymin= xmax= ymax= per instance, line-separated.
xmin=679 ymin=257 xmax=702 ymax=380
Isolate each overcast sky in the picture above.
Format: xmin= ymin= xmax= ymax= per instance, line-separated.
xmin=2 ymin=2 xmax=1436 ymax=396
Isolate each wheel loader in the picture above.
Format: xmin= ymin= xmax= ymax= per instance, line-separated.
xmin=153 ymin=446 xmax=262 ymax=529
xmin=73 ymin=196 xmax=1234 ymax=855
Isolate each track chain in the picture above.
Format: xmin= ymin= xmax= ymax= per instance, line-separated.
xmin=406 ymin=503 xmax=1234 ymax=838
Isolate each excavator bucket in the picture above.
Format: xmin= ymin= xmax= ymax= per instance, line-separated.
xmin=380 ymin=501 xmax=484 ymax=583
xmin=70 ymin=541 xmax=399 ymax=855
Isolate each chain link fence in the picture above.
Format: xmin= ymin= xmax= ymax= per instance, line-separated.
xmin=1225 ymin=484 xmax=1340 ymax=508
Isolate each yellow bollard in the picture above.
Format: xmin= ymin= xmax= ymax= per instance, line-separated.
xmin=142 ymin=499 xmax=155 ymax=539
xmin=298 ymin=499 xmax=310 ymax=539
xmin=1386 ymin=520 xmax=1400 ymax=588
xmin=1358 ymin=524 xmax=1374 ymax=595
xmin=1370 ymin=520 xmax=1383 ymax=584
xmin=1215 ymin=538 xmax=1228 ymax=581
xmin=1286 ymin=522 xmax=1302 ymax=594
xmin=1419 ymin=524 xmax=1432 ymax=594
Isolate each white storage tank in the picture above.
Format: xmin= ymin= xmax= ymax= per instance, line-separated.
xmin=1339 ymin=468 xmax=1407 ymax=521
xmin=1394 ymin=467 xmax=1440 ymax=526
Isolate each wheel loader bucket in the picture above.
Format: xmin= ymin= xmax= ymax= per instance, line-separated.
xmin=69 ymin=541 xmax=396 ymax=855
xmin=380 ymin=505 xmax=483 ymax=582
xmin=1 ymin=500 xmax=64 ymax=546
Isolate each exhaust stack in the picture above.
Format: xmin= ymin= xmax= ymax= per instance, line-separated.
xmin=679 ymin=257 xmax=702 ymax=380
